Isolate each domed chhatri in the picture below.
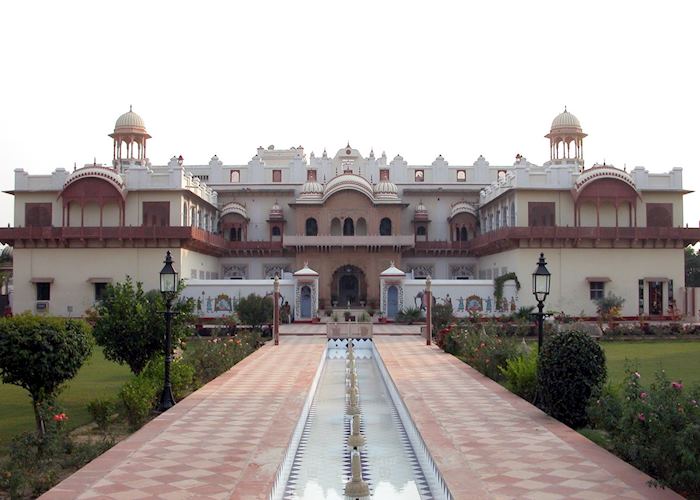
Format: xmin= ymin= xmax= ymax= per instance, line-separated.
xmin=545 ymin=107 xmax=587 ymax=166
xmin=113 ymin=105 xmax=149 ymax=135
xmin=110 ymin=106 xmax=151 ymax=168
xmin=299 ymin=179 xmax=324 ymax=199
xmin=550 ymin=107 xmax=582 ymax=132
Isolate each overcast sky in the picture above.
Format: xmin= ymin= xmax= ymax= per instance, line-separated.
xmin=1 ymin=0 xmax=699 ymax=229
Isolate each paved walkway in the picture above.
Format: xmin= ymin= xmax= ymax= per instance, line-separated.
xmin=41 ymin=337 xmax=326 ymax=500
xmin=42 ymin=332 xmax=681 ymax=499
xmin=375 ymin=337 xmax=681 ymax=499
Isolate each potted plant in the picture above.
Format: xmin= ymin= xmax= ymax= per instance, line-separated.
xmin=377 ymin=311 xmax=386 ymax=323
xmin=367 ymin=307 xmax=375 ymax=317
xmin=344 ymin=310 xmax=352 ymax=322
xmin=331 ymin=312 xmax=339 ymax=322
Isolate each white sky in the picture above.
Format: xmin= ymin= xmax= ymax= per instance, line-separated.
xmin=1 ymin=0 xmax=699 ymax=229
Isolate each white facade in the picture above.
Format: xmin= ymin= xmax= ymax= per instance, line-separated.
xmin=2 ymin=108 xmax=699 ymax=320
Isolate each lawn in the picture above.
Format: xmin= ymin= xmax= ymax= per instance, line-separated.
xmin=0 ymin=347 xmax=131 ymax=446
xmin=602 ymin=340 xmax=700 ymax=387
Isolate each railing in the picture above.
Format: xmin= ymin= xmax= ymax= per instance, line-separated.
xmin=414 ymin=240 xmax=471 ymax=251
xmin=0 ymin=226 xmax=285 ymax=254
xmin=469 ymin=226 xmax=700 ymax=253
xmin=283 ymin=235 xmax=415 ymax=248
xmin=326 ymin=322 xmax=373 ymax=339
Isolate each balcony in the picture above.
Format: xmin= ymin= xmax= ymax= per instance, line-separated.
xmin=283 ymin=235 xmax=415 ymax=251
xmin=411 ymin=240 xmax=472 ymax=255
xmin=469 ymin=226 xmax=700 ymax=256
xmin=0 ymin=226 xmax=285 ymax=256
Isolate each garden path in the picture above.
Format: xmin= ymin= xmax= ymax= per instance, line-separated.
xmin=375 ymin=336 xmax=682 ymax=499
xmin=40 ymin=332 xmax=681 ymax=499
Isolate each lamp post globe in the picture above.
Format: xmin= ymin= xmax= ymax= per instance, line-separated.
xmin=531 ymin=253 xmax=551 ymax=353
xmin=158 ymin=251 xmax=178 ymax=412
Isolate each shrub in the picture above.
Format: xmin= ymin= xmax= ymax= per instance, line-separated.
xmin=118 ymin=375 xmax=159 ymax=431
xmin=594 ymin=292 xmax=625 ymax=324
xmin=87 ymin=398 xmax=115 ymax=434
xmin=431 ymin=303 xmax=454 ymax=337
xmin=141 ymin=356 xmax=196 ymax=401
xmin=0 ymin=314 xmax=93 ymax=435
xmin=0 ymin=402 xmax=112 ymax=499
xmin=182 ymin=331 xmax=261 ymax=386
xmin=236 ymin=294 xmax=273 ymax=329
xmin=589 ymin=368 xmax=700 ymax=497
xmin=537 ymin=330 xmax=607 ymax=428
xmin=397 ymin=307 xmax=422 ymax=324
xmin=93 ymin=277 xmax=194 ymax=374
xmin=443 ymin=322 xmax=520 ymax=381
xmin=499 ymin=348 xmax=538 ymax=402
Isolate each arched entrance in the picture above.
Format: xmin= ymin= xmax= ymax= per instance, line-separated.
xmin=300 ymin=285 xmax=312 ymax=319
xmin=331 ymin=265 xmax=366 ymax=307
xmin=387 ymin=285 xmax=399 ymax=319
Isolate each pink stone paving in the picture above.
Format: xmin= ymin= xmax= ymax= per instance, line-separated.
xmin=40 ymin=337 xmax=326 ymax=500
xmin=375 ymin=336 xmax=683 ymax=499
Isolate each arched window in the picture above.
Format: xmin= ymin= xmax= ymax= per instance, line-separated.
xmin=183 ymin=203 xmax=188 ymax=225
xmin=230 ymin=227 xmax=242 ymax=241
xmin=305 ymin=217 xmax=318 ymax=236
xmin=343 ymin=218 xmax=354 ymax=236
xmin=460 ymin=227 xmax=468 ymax=241
xmin=416 ymin=226 xmax=426 ymax=236
xmin=356 ymin=217 xmax=367 ymax=235
xmin=379 ymin=218 xmax=392 ymax=236
xmin=331 ymin=217 xmax=341 ymax=236
xmin=510 ymin=202 xmax=516 ymax=226
xmin=272 ymin=226 xmax=281 ymax=236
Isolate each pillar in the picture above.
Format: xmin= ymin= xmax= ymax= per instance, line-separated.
xmin=425 ymin=275 xmax=432 ymax=346
xmin=273 ymin=275 xmax=280 ymax=346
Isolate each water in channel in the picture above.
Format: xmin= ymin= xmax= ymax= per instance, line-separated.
xmin=284 ymin=342 xmax=430 ymax=500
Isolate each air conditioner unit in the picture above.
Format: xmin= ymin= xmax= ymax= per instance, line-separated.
xmin=36 ymin=301 xmax=49 ymax=312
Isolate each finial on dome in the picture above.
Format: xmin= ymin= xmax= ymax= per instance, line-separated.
xmin=129 ymin=104 xmax=132 ymax=112
xmin=390 ymin=260 xmax=395 ymax=267
xmin=564 ymin=105 xmax=567 ymax=112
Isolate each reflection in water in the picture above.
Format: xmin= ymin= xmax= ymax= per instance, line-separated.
xmin=286 ymin=346 xmax=426 ymax=500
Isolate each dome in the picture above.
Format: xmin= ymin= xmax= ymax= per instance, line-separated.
xmin=113 ymin=106 xmax=149 ymax=135
xmin=323 ymin=173 xmax=375 ymax=202
xmin=299 ymin=180 xmax=324 ymax=199
xmin=373 ymin=179 xmax=399 ymax=199
xmin=550 ymin=108 xmax=582 ymax=132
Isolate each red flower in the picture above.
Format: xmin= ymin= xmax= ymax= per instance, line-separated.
xmin=637 ymin=412 xmax=646 ymax=422
xmin=671 ymin=381 xmax=684 ymax=390
xmin=53 ymin=413 xmax=68 ymax=422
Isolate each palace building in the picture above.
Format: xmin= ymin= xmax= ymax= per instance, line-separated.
xmin=2 ymin=108 xmax=699 ymax=319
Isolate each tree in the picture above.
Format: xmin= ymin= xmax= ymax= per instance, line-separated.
xmin=92 ymin=276 xmax=194 ymax=374
xmin=685 ymin=246 xmax=700 ymax=287
xmin=235 ymin=293 xmax=273 ymax=330
xmin=0 ymin=313 xmax=93 ymax=435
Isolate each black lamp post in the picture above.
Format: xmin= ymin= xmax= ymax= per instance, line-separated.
xmin=532 ymin=252 xmax=551 ymax=352
xmin=158 ymin=250 xmax=178 ymax=412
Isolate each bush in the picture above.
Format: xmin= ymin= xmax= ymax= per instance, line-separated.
xmin=443 ymin=322 xmax=520 ymax=381
xmin=0 ymin=314 xmax=93 ymax=435
xmin=92 ymin=277 xmax=194 ymax=374
xmin=0 ymin=403 xmax=112 ymax=499
xmin=141 ymin=356 xmax=196 ymax=401
xmin=499 ymin=348 xmax=538 ymax=402
xmin=397 ymin=307 xmax=422 ymax=324
xmin=589 ymin=368 xmax=700 ymax=497
xmin=431 ymin=303 xmax=454 ymax=337
xmin=118 ymin=375 xmax=158 ymax=431
xmin=182 ymin=331 xmax=261 ymax=386
xmin=236 ymin=294 xmax=273 ymax=329
xmin=537 ymin=330 xmax=607 ymax=428
xmin=87 ymin=398 xmax=115 ymax=434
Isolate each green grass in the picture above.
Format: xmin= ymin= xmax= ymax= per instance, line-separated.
xmin=602 ymin=340 xmax=700 ymax=387
xmin=0 ymin=347 xmax=131 ymax=446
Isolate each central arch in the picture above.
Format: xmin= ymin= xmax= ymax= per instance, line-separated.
xmin=331 ymin=265 xmax=367 ymax=307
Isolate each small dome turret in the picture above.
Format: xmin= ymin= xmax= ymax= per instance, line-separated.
xmin=550 ymin=108 xmax=582 ymax=132
xmin=374 ymin=179 xmax=399 ymax=200
xmin=299 ymin=179 xmax=324 ymax=199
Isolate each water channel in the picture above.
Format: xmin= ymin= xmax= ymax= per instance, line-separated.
xmin=275 ymin=339 xmax=449 ymax=500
